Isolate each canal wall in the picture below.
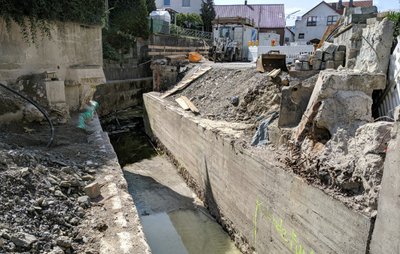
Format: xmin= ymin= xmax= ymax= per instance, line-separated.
xmin=94 ymin=77 xmax=153 ymax=116
xmin=143 ymin=92 xmax=373 ymax=254
xmin=87 ymin=116 xmax=150 ymax=254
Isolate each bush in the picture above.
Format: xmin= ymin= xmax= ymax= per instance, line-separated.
xmin=176 ymin=13 xmax=203 ymax=29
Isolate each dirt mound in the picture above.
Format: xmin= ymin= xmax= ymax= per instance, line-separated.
xmin=171 ymin=67 xmax=283 ymax=124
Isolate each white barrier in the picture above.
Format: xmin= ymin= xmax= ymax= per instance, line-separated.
xmin=258 ymin=45 xmax=314 ymax=63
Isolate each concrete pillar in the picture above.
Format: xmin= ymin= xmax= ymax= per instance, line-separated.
xmin=370 ymin=123 xmax=400 ymax=254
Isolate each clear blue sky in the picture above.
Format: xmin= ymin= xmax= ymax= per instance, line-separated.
xmin=213 ymin=0 xmax=400 ymax=25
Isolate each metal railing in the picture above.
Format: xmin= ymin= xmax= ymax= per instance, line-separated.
xmin=150 ymin=19 xmax=211 ymax=40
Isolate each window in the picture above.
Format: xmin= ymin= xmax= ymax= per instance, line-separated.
xmin=327 ymin=15 xmax=338 ymax=25
xmin=182 ymin=0 xmax=190 ymax=7
xmin=306 ymin=16 xmax=317 ymax=26
xmin=164 ymin=0 xmax=170 ymax=6
xmin=298 ymin=33 xmax=305 ymax=39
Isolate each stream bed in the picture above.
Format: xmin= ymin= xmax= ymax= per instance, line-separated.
xmin=107 ymin=117 xmax=241 ymax=254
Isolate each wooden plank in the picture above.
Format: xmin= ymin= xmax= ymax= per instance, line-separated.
xmin=267 ymin=69 xmax=281 ymax=78
xmin=161 ymin=65 xmax=212 ymax=98
xmin=180 ymin=96 xmax=199 ymax=113
xmin=175 ymin=97 xmax=190 ymax=110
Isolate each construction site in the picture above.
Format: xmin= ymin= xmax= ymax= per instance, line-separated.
xmin=0 ymin=0 xmax=400 ymax=254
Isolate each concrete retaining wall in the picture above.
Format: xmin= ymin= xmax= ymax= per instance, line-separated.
xmin=0 ymin=18 xmax=102 ymax=82
xmin=143 ymin=92 xmax=372 ymax=254
xmin=94 ymin=77 xmax=153 ymax=116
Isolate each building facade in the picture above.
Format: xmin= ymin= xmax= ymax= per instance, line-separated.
xmin=294 ymin=1 xmax=374 ymax=44
xmin=214 ymin=4 xmax=286 ymax=45
xmin=155 ymin=0 xmax=201 ymax=14
xmin=294 ymin=1 xmax=339 ymax=44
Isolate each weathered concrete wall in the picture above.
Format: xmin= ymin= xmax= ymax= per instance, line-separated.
xmin=143 ymin=92 xmax=372 ymax=254
xmin=94 ymin=77 xmax=153 ymax=116
xmin=0 ymin=18 xmax=102 ymax=82
xmin=370 ymin=123 xmax=400 ymax=254
xmin=86 ymin=116 xmax=150 ymax=254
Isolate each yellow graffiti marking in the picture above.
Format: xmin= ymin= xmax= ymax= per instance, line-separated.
xmin=253 ymin=200 xmax=316 ymax=254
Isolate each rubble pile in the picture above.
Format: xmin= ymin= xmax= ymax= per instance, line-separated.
xmin=171 ymin=67 xmax=288 ymax=124
xmin=0 ymin=123 xmax=104 ymax=254
xmin=308 ymin=42 xmax=346 ymax=71
xmin=285 ymin=121 xmax=393 ymax=213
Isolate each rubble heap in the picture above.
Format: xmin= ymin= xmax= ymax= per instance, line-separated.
xmin=171 ymin=67 xmax=287 ymax=124
xmin=0 ymin=123 xmax=103 ymax=254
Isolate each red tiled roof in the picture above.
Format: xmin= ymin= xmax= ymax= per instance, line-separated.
xmin=214 ymin=4 xmax=285 ymax=28
xmin=340 ymin=0 xmax=373 ymax=8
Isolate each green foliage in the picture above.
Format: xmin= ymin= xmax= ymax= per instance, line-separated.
xmin=386 ymin=12 xmax=400 ymax=50
xmin=0 ymin=0 xmax=105 ymax=43
xmin=146 ymin=0 xmax=157 ymax=14
xmin=200 ymin=0 xmax=216 ymax=32
xmin=103 ymin=0 xmax=150 ymax=61
xmin=176 ymin=13 xmax=203 ymax=29
xmin=386 ymin=12 xmax=400 ymax=39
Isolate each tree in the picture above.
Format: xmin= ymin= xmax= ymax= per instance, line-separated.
xmin=146 ymin=0 xmax=156 ymax=14
xmin=176 ymin=13 xmax=203 ymax=29
xmin=103 ymin=0 xmax=149 ymax=61
xmin=200 ymin=0 xmax=216 ymax=32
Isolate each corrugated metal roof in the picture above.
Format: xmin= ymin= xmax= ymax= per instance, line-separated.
xmin=214 ymin=4 xmax=286 ymax=28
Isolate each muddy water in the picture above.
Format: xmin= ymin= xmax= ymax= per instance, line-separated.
xmin=108 ymin=119 xmax=241 ymax=254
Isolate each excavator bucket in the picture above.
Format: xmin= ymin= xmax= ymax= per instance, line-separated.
xmin=256 ymin=50 xmax=288 ymax=72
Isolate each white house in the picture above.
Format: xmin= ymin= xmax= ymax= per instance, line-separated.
xmin=284 ymin=26 xmax=295 ymax=45
xmin=155 ymin=0 xmax=202 ymax=14
xmin=294 ymin=1 xmax=340 ymax=44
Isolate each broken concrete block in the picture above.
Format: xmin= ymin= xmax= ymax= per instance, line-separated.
xmin=326 ymin=61 xmax=335 ymax=69
xmin=313 ymin=60 xmax=322 ymax=70
xmin=295 ymin=70 xmax=386 ymax=140
xmin=320 ymin=62 xmax=326 ymax=70
xmin=279 ymin=80 xmax=315 ymax=128
xmin=301 ymin=62 xmax=310 ymax=71
xmin=334 ymin=51 xmax=346 ymax=61
xmin=11 ymin=233 xmax=37 ymax=248
xmin=324 ymin=53 xmax=334 ymax=61
xmin=335 ymin=60 xmax=344 ymax=69
xmin=322 ymin=42 xmax=338 ymax=54
xmin=354 ymin=18 xmax=394 ymax=74
xmin=337 ymin=45 xmax=346 ymax=52
xmin=83 ymin=182 xmax=101 ymax=199
xmin=348 ymin=48 xmax=359 ymax=59
xmin=315 ymin=49 xmax=323 ymax=60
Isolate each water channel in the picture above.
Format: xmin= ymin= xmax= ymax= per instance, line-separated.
xmin=106 ymin=116 xmax=241 ymax=254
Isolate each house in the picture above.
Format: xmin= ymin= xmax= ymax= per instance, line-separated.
xmin=329 ymin=0 xmax=373 ymax=14
xmin=284 ymin=26 xmax=295 ymax=45
xmin=214 ymin=3 xmax=286 ymax=45
xmin=294 ymin=1 xmax=373 ymax=44
xmin=155 ymin=0 xmax=202 ymax=14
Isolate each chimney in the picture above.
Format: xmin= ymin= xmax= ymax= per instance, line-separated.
xmin=245 ymin=0 xmax=247 ymax=5
xmin=349 ymin=0 xmax=353 ymax=7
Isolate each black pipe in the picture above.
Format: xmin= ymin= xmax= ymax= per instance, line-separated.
xmin=0 ymin=83 xmax=54 ymax=148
